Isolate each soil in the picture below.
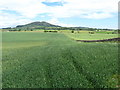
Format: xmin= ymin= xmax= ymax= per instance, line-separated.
xmin=76 ymin=38 xmax=120 ymax=42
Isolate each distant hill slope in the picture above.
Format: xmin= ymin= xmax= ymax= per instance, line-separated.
xmin=2 ymin=21 xmax=116 ymax=31
xmin=16 ymin=21 xmax=61 ymax=28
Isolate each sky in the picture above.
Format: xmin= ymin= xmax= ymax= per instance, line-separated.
xmin=0 ymin=0 xmax=119 ymax=29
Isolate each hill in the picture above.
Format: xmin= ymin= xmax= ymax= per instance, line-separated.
xmin=2 ymin=21 xmax=116 ymax=31
xmin=16 ymin=21 xmax=61 ymax=28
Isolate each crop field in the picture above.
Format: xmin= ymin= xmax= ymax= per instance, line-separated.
xmin=65 ymin=33 xmax=118 ymax=40
xmin=2 ymin=32 xmax=119 ymax=88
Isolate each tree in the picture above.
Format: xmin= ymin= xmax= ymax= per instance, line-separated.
xmin=71 ymin=30 xmax=74 ymax=33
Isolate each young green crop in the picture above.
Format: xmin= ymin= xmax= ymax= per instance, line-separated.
xmin=2 ymin=32 xmax=119 ymax=88
xmin=65 ymin=33 xmax=118 ymax=40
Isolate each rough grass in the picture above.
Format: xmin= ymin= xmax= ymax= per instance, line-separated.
xmin=2 ymin=32 xmax=119 ymax=88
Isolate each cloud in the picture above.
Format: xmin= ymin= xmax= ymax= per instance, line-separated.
xmin=0 ymin=0 xmax=49 ymax=18
xmin=47 ymin=18 xmax=76 ymax=27
xmin=0 ymin=11 xmax=32 ymax=28
xmin=48 ymin=0 xmax=118 ymax=19
xmin=44 ymin=0 xmax=63 ymax=2
xmin=0 ymin=0 xmax=118 ymax=18
xmin=0 ymin=0 xmax=119 ymax=28
xmin=81 ymin=13 xmax=113 ymax=19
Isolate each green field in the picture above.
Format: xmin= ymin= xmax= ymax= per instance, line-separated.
xmin=2 ymin=32 xmax=119 ymax=88
xmin=65 ymin=33 xmax=118 ymax=40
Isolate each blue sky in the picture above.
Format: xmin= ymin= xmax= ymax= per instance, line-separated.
xmin=42 ymin=1 xmax=63 ymax=6
xmin=0 ymin=0 xmax=118 ymax=29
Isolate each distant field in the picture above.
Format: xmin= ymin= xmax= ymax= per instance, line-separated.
xmin=2 ymin=32 xmax=119 ymax=88
xmin=65 ymin=33 xmax=118 ymax=40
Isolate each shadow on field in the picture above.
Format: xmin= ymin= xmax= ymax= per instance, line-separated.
xmin=76 ymin=38 xmax=120 ymax=42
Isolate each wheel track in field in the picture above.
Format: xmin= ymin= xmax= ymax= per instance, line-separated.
xmin=72 ymin=59 xmax=101 ymax=88
xmin=66 ymin=50 xmax=105 ymax=88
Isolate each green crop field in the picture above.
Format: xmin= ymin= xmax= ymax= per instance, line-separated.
xmin=65 ymin=33 xmax=118 ymax=40
xmin=2 ymin=32 xmax=119 ymax=88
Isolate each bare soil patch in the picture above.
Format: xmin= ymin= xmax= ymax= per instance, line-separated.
xmin=76 ymin=38 xmax=120 ymax=42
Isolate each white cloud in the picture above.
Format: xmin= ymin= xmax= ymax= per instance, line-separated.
xmin=0 ymin=0 xmax=49 ymax=18
xmin=47 ymin=18 xmax=59 ymax=24
xmin=45 ymin=0 xmax=63 ymax=2
xmin=0 ymin=11 xmax=32 ymax=28
xmin=0 ymin=0 xmax=119 ymax=27
xmin=0 ymin=0 xmax=118 ymax=18
xmin=47 ymin=18 xmax=76 ymax=27
xmin=82 ymin=13 xmax=113 ymax=19
xmin=48 ymin=0 xmax=118 ymax=18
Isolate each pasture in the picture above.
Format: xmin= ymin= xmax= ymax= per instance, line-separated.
xmin=2 ymin=32 xmax=119 ymax=88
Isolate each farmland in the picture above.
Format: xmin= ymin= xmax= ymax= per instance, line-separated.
xmin=2 ymin=32 xmax=119 ymax=88
xmin=65 ymin=33 xmax=118 ymax=40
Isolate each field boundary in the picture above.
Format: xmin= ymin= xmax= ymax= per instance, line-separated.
xmin=76 ymin=38 xmax=120 ymax=42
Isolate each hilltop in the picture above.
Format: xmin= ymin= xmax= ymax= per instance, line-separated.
xmin=16 ymin=21 xmax=61 ymax=28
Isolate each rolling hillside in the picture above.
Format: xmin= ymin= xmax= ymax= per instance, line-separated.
xmin=16 ymin=21 xmax=61 ymax=28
